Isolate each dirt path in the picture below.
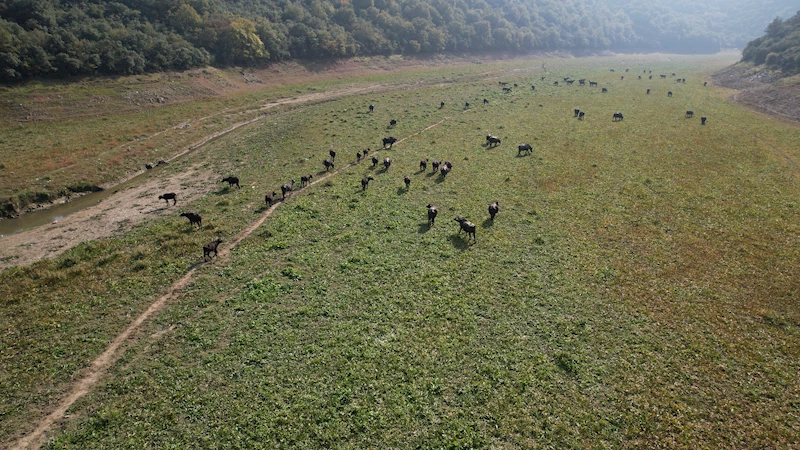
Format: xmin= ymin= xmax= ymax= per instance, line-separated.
xmin=8 ymin=103 xmax=457 ymax=448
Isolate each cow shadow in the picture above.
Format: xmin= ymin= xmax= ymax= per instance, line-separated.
xmin=396 ymin=187 xmax=407 ymax=195
xmin=426 ymin=171 xmax=437 ymax=178
xmin=449 ymin=235 xmax=472 ymax=249
xmin=213 ymin=187 xmax=233 ymax=196
xmin=418 ymin=222 xmax=431 ymax=234
xmin=481 ymin=218 xmax=494 ymax=229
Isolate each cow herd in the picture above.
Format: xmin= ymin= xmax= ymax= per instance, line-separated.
xmin=156 ymin=66 xmax=710 ymax=259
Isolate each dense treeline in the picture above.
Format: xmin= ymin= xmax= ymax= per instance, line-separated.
xmin=0 ymin=0 xmax=795 ymax=81
xmin=741 ymin=11 xmax=800 ymax=74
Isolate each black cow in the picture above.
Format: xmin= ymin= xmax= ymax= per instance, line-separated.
xmin=383 ymin=157 xmax=392 ymax=170
xmin=518 ymin=144 xmax=533 ymax=156
xmin=701 ymin=116 xmax=707 ymax=125
xmin=486 ymin=135 xmax=501 ymax=147
xmin=389 ymin=119 xmax=397 ymax=127
xmin=158 ymin=192 xmax=177 ymax=205
xmin=685 ymin=110 xmax=694 ymax=118
xmin=440 ymin=101 xmax=445 ymax=109
xmin=323 ymin=159 xmax=334 ymax=171
xmin=502 ymin=87 xmax=512 ymax=93
xmin=612 ymin=112 xmax=624 ymax=122
xmin=601 ymin=88 xmax=608 ymax=93
xmin=301 ymin=174 xmax=313 ymax=187
xmin=668 ymin=91 xmax=673 ymax=97
xmin=382 ymin=136 xmax=398 ymax=148
xmin=574 ymin=108 xmax=581 ymax=117
xmin=221 ymin=176 xmax=240 ymax=188
xmin=454 ymin=217 xmax=476 ymax=242
xmin=578 ymin=111 xmax=585 ymax=120
xmin=589 ymin=81 xmax=598 ymax=87
xmin=180 ymin=212 xmax=202 ymax=229
xmin=329 ymin=149 xmax=336 ymax=161
xmin=369 ymin=104 xmax=374 ymax=112
xmin=427 ymin=204 xmax=438 ymax=226
xmin=203 ymin=238 xmax=222 ymax=261
xmin=281 ymin=180 xmax=295 ymax=199
xmin=361 ymin=176 xmax=374 ymax=191
xmin=483 ymin=98 xmax=488 ymax=105
xmin=647 ymin=88 xmax=651 ymax=94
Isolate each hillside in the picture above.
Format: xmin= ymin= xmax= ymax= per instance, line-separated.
xmin=741 ymin=10 xmax=800 ymax=74
xmin=0 ymin=0 xmax=796 ymax=81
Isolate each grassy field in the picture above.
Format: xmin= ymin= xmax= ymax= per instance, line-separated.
xmin=2 ymin=54 xmax=799 ymax=448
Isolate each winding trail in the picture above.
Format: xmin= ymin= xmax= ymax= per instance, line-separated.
xmin=10 ymin=104 xmax=457 ymax=449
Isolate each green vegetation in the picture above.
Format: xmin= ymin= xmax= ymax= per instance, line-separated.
xmin=1 ymin=0 xmax=797 ymax=81
xmin=742 ymin=10 xmax=800 ymax=74
xmin=1 ymin=55 xmax=800 ymax=448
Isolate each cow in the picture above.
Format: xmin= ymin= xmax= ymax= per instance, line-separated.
xmin=382 ymin=136 xmax=397 ymax=148
xmin=612 ymin=112 xmax=624 ymax=122
xmin=369 ymin=104 xmax=374 ymax=112
xmin=323 ymin=159 xmax=334 ymax=171
xmin=701 ymin=116 xmax=707 ymax=125
xmin=685 ymin=110 xmax=694 ymax=118
xmin=589 ymin=81 xmax=598 ymax=87
xmin=668 ymin=91 xmax=673 ymax=97
xmin=389 ymin=119 xmax=397 ymax=127
xmin=574 ymin=108 xmax=581 ymax=117
xmin=601 ymin=87 xmax=608 ymax=93
xmin=646 ymin=88 xmax=651 ymax=94
xmin=578 ymin=111 xmax=585 ymax=120
xmin=502 ymin=87 xmax=512 ymax=93
xmin=486 ymin=135 xmax=501 ymax=147
xmin=517 ymin=144 xmax=533 ymax=156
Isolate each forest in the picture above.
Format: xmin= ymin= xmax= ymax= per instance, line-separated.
xmin=741 ymin=11 xmax=800 ymax=74
xmin=0 ymin=0 xmax=797 ymax=81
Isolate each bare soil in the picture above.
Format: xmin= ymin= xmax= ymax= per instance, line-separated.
xmin=711 ymin=64 xmax=800 ymax=122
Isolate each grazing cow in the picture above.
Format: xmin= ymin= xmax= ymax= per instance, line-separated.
xmin=203 ymin=238 xmax=222 ymax=261
xmin=403 ymin=175 xmax=411 ymax=189
xmin=701 ymin=116 xmax=707 ymax=125
xmin=281 ymin=180 xmax=295 ymax=199
xmin=323 ymin=159 xmax=334 ymax=171
xmin=574 ymin=108 xmax=581 ymax=117
xmin=371 ymin=155 xmax=379 ymax=168
xmin=566 ymin=79 xmax=575 ymax=85
xmin=578 ymin=111 xmax=585 ymax=120
xmin=383 ymin=157 xmax=392 ymax=170
xmin=180 ymin=212 xmax=202 ymax=229
xmin=531 ymin=85 xmax=536 ymax=90
xmin=672 ymin=73 xmax=676 ymax=76
xmin=427 ymin=204 xmax=438 ymax=226
xmin=420 ymin=158 xmax=428 ymax=171
xmin=579 ymin=79 xmax=586 ymax=85
xmin=498 ymin=81 xmax=508 ymax=86
xmin=610 ymin=69 xmax=615 ymax=72
xmin=667 ymin=91 xmax=673 ymax=97
xmin=589 ymin=81 xmax=598 ymax=87
xmin=454 ymin=217 xmax=476 ymax=242
xmin=638 ymin=75 xmax=642 ymax=79
xmin=647 ymin=88 xmax=651 ymax=94
xmin=361 ymin=176 xmax=374 ymax=191
xmin=486 ymin=135 xmax=501 ymax=147
xmin=602 ymin=88 xmax=608 ymax=93
xmin=265 ymin=191 xmax=278 ymax=207
xmin=440 ymin=101 xmax=445 ymax=108
xmin=369 ymin=104 xmax=374 ymax=112
xmin=612 ymin=112 xmax=624 ymax=122
xmin=389 ymin=119 xmax=397 ymax=127
xmin=649 ymin=75 xmax=653 ymax=79
xmin=685 ymin=110 xmax=694 ymax=118
xmin=431 ymin=160 xmax=441 ymax=173
xmin=553 ymin=81 xmax=559 ymax=86
xmin=382 ymin=136 xmax=397 ymax=148
xmin=329 ymin=149 xmax=336 ymax=161
xmin=440 ymin=163 xmax=451 ymax=178
xmin=464 ymin=102 xmax=470 ymax=109
xmin=301 ymin=174 xmax=313 ymax=187
xmin=518 ymin=143 xmax=533 ymax=156
xmin=158 ymin=192 xmax=177 ymax=206
xmin=514 ymin=83 xmax=518 ymax=87
xmin=221 ymin=176 xmax=240 ymax=188
xmin=502 ymin=87 xmax=512 ymax=93
xmin=661 ymin=74 xmax=667 ymax=79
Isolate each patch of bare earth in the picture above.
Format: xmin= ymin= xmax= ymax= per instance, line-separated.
xmin=712 ymin=64 xmax=800 ymax=122
xmin=0 ymin=167 xmax=216 ymax=271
